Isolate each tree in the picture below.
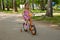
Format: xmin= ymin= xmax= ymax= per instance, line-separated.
xmin=46 ymin=0 xmax=53 ymax=17
xmin=12 ymin=0 xmax=13 ymax=8
xmin=26 ymin=0 xmax=29 ymax=3
xmin=13 ymin=0 xmax=18 ymax=12
xmin=40 ymin=0 xmax=45 ymax=10
xmin=32 ymin=0 xmax=34 ymax=10
xmin=0 ymin=0 xmax=2 ymax=10
xmin=6 ymin=0 xmax=9 ymax=11
xmin=2 ymin=0 xmax=5 ymax=10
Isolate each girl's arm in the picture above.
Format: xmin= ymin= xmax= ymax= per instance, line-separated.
xmin=29 ymin=10 xmax=35 ymax=16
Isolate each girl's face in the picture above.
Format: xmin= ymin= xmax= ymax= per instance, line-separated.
xmin=25 ymin=4 xmax=29 ymax=9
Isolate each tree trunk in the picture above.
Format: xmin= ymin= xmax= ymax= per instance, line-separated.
xmin=6 ymin=0 xmax=9 ymax=11
xmin=1 ymin=0 xmax=3 ymax=10
xmin=0 ymin=0 xmax=1 ymax=10
xmin=2 ymin=0 xmax=5 ymax=10
xmin=40 ymin=0 xmax=45 ymax=10
xmin=26 ymin=0 xmax=29 ymax=3
xmin=24 ymin=0 xmax=26 ymax=3
xmin=13 ymin=0 xmax=18 ymax=12
xmin=12 ymin=0 xmax=13 ymax=8
xmin=46 ymin=0 xmax=53 ymax=17
xmin=32 ymin=0 xmax=34 ymax=10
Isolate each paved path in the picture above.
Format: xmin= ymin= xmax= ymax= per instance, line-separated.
xmin=0 ymin=13 xmax=60 ymax=40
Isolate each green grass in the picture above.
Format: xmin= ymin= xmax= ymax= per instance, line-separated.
xmin=0 ymin=9 xmax=23 ymax=14
xmin=0 ymin=10 xmax=13 ymax=14
xmin=3 ymin=10 xmax=13 ymax=13
xmin=17 ymin=9 xmax=23 ymax=13
xmin=0 ymin=9 xmax=46 ymax=14
xmin=53 ymin=10 xmax=60 ymax=13
xmin=31 ymin=9 xmax=46 ymax=13
xmin=0 ymin=9 xmax=60 ymax=14
xmin=32 ymin=16 xmax=60 ymax=24
xmin=18 ymin=9 xmax=46 ymax=13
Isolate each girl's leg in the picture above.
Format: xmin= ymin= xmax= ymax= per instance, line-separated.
xmin=29 ymin=18 xmax=33 ymax=30
xmin=29 ymin=18 xmax=32 ymax=26
xmin=25 ymin=19 xmax=29 ymax=30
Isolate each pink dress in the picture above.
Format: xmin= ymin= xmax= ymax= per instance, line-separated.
xmin=23 ymin=10 xmax=30 ymax=20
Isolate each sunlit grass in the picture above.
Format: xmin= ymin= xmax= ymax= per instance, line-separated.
xmin=0 ymin=9 xmax=60 ymax=14
xmin=32 ymin=15 xmax=60 ymax=24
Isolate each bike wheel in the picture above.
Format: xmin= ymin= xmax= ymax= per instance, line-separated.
xmin=30 ymin=25 xmax=36 ymax=35
xmin=23 ymin=23 xmax=28 ymax=32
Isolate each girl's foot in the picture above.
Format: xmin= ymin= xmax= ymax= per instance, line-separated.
xmin=29 ymin=28 xmax=31 ymax=30
xmin=25 ymin=29 xmax=28 ymax=32
xmin=20 ymin=29 xmax=22 ymax=32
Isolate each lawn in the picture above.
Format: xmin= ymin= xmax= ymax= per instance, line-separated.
xmin=0 ymin=9 xmax=60 ymax=14
xmin=32 ymin=16 xmax=60 ymax=24
xmin=0 ymin=9 xmax=46 ymax=14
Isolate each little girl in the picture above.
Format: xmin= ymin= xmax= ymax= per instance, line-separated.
xmin=22 ymin=2 xmax=32 ymax=31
